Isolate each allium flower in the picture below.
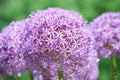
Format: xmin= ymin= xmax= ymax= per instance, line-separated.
xmin=21 ymin=8 xmax=99 ymax=80
xmin=0 ymin=20 xmax=27 ymax=75
xmin=90 ymin=12 xmax=120 ymax=58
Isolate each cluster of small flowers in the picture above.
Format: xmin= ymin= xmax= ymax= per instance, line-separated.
xmin=90 ymin=12 xmax=120 ymax=58
xmin=0 ymin=8 xmax=101 ymax=80
xmin=20 ymin=8 xmax=99 ymax=80
xmin=0 ymin=20 xmax=27 ymax=75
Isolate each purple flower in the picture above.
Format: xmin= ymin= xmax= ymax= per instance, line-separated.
xmin=90 ymin=12 xmax=120 ymax=58
xmin=21 ymin=8 xmax=99 ymax=80
xmin=0 ymin=20 xmax=27 ymax=75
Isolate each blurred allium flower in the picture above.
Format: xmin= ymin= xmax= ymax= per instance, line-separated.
xmin=0 ymin=20 xmax=27 ymax=75
xmin=90 ymin=12 xmax=120 ymax=58
xmin=21 ymin=8 xmax=99 ymax=80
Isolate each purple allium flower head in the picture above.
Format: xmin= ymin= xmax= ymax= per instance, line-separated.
xmin=90 ymin=12 xmax=120 ymax=58
xmin=0 ymin=20 xmax=27 ymax=75
xmin=21 ymin=8 xmax=99 ymax=80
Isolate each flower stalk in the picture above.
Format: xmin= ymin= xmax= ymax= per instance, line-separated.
xmin=58 ymin=69 xmax=64 ymax=80
xmin=112 ymin=54 xmax=117 ymax=80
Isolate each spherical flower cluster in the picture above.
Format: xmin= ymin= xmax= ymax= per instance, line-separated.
xmin=90 ymin=12 xmax=120 ymax=58
xmin=21 ymin=8 xmax=99 ymax=80
xmin=0 ymin=20 xmax=27 ymax=75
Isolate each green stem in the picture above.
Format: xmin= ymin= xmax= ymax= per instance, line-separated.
xmin=29 ymin=71 xmax=34 ymax=80
xmin=112 ymin=54 xmax=117 ymax=80
xmin=13 ymin=75 xmax=19 ymax=80
xmin=58 ymin=69 xmax=64 ymax=80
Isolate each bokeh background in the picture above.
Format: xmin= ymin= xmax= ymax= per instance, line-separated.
xmin=0 ymin=0 xmax=120 ymax=80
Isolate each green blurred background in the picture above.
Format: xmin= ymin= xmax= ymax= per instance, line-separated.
xmin=0 ymin=0 xmax=120 ymax=80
